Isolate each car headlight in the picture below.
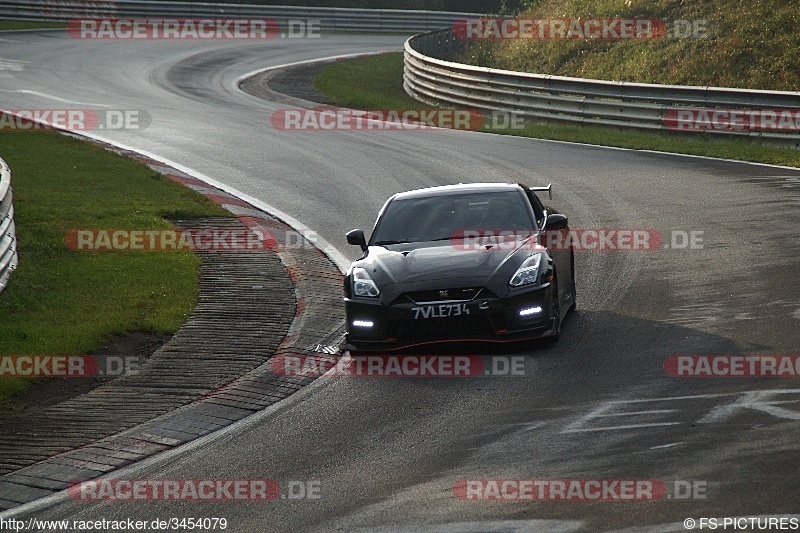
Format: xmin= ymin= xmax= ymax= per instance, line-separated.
xmin=352 ymin=267 xmax=380 ymax=297
xmin=509 ymin=253 xmax=542 ymax=287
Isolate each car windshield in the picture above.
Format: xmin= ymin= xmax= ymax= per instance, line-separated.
xmin=371 ymin=190 xmax=534 ymax=245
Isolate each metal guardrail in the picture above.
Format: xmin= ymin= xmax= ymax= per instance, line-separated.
xmin=404 ymin=28 xmax=800 ymax=146
xmin=0 ymin=1 xmax=476 ymax=33
xmin=0 ymin=157 xmax=18 ymax=294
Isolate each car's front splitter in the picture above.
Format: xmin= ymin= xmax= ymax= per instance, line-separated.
xmin=344 ymin=284 xmax=556 ymax=351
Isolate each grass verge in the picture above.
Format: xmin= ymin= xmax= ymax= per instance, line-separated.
xmin=462 ymin=0 xmax=799 ymax=92
xmin=0 ymin=129 xmax=230 ymax=410
xmin=0 ymin=20 xmax=65 ymax=31
xmin=314 ymin=53 xmax=800 ymax=168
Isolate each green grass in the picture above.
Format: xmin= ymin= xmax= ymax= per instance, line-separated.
xmin=461 ymin=0 xmax=799 ymax=91
xmin=314 ymin=52 xmax=800 ymax=168
xmin=315 ymin=53 xmax=421 ymax=109
xmin=0 ymin=129 xmax=230 ymax=409
xmin=0 ymin=20 xmax=65 ymax=31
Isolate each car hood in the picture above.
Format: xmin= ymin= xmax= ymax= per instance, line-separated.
xmin=351 ymin=240 xmax=541 ymax=301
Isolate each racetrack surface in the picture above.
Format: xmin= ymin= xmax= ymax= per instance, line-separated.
xmin=1 ymin=32 xmax=799 ymax=531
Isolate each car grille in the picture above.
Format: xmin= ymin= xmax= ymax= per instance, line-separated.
xmin=404 ymin=287 xmax=483 ymax=304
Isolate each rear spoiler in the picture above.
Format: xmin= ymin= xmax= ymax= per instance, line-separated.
xmin=528 ymin=183 xmax=552 ymax=200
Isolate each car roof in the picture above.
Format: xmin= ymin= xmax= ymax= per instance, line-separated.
xmin=390 ymin=182 xmax=524 ymax=201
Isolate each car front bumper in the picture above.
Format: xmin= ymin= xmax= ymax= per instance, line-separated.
xmin=344 ymin=283 xmax=556 ymax=351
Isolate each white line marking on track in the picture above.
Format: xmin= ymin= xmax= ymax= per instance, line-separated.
xmin=596 ymin=409 xmax=677 ymax=417
xmin=0 ymin=89 xmax=108 ymax=106
xmin=233 ymin=51 xmax=390 ymax=87
xmin=564 ymin=422 xmax=681 ymax=433
xmin=649 ymin=442 xmax=683 ymax=450
xmin=0 ymin=57 xmax=26 ymax=69
xmin=698 ymin=390 xmax=800 ymax=424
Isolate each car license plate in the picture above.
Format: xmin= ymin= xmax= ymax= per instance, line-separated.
xmin=412 ymin=303 xmax=470 ymax=320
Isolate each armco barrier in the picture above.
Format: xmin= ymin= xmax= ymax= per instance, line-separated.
xmin=404 ymin=28 xmax=800 ymax=146
xmin=0 ymin=157 xmax=18 ymax=293
xmin=0 ymin=1 xmax=476 ymax=33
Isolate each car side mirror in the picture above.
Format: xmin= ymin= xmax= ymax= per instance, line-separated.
xmin=544 ymin=213 xmax=568 ymax=230
xmin=346 ymin=229 xmax=368 ymax=252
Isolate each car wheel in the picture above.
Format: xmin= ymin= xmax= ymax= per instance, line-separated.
xmin=568 ymin=250 xmax=577 ymax=312
xmin=548 ymin=272 xmax=561 ymax=342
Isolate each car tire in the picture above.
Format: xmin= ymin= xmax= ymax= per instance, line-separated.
xmin=568 ymin=250 xmax=577 ymax=312
xmin=548 ymin=271 xmax=561 ymax=342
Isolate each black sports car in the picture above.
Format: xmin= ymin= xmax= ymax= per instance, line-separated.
xmin=343 ymin=182 xmax=575 ymax=352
